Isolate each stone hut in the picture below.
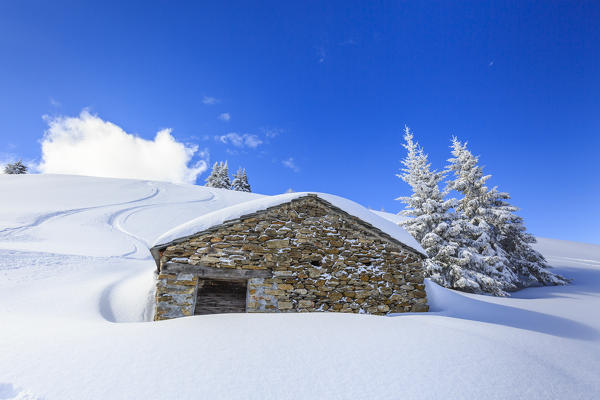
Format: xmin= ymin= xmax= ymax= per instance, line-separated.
xmin=150 ymin=193 xmax=428 ymax=320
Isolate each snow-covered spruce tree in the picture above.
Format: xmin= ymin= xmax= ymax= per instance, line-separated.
xmin=446 ymin=138 xmax=567 ymax=293
xmin=204 ymin=162 xmax=222 ymax=188
xmin=218 ymin=161 xmax=231 ymax=189
xmin=241 ymin=169 xmax=251 ymax=192
xmin=231 ymin=168 xmax=243 ymax=191
xmin=205 ymin=161 xmax=231 ymax=189
xmin=490 ymin=191 xmax=568 ymax=287
xmin=231 ymin=168 xmax=251 ymax=192
xmin=4 ymin=160 xmax=28 ymax=174
xmin=396 ymin=127 xmax=471 ymax=290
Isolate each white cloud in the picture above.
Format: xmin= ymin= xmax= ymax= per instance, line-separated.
xmin=282 ymin=157 xmax=299 ymax=172
xmin=215 ymin=133 xmax=262 ymax=149
xmin=244 ymin=135 xmax=262 ymax=148
xmin=38 ymin=110 xmax=208 ymax=184
xmin=49 ymin=97 xmax=61 ymax=107
xmin=218 ymin=112 xmax=231 ymax=121
xmin=202 ymin=96 xmax=219 ymax=105
xmin=197 ymin=147 xmax=210 ymax=162
xmin=262 ymin=127 xmax=283 ymax=138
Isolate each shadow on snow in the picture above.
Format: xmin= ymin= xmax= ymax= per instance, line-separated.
xmin=417 ymin=277 xmax=600 ymax=341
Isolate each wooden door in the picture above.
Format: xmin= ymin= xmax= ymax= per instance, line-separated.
xmin=194 ymin=279 xmax=247 ymax=315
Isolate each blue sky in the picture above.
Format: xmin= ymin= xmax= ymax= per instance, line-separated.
xmin=1 ymin=1 xmax=598 ymax=244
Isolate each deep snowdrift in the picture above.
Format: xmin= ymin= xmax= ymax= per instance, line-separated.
xmin=0 ymin=174 xmax=598 ymax=400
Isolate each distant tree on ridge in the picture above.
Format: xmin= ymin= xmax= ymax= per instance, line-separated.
xmin=205 ymin=161 xmax=231 ymax=189
xmin=231 ymin=168 xmax=251 ymax=192
xmin=4 ymin=160 xmax=28 ymax=175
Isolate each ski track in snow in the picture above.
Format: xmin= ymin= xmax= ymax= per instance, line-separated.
xmin=0 ymin=180 xmax=221 ymax=322
xmin=97 ymin=191 xmax=220 ymax=321
xmin=106 ymin=191 xmax=216 ymax=259
xmin=0 ymin=182 xmax=160 ymax=239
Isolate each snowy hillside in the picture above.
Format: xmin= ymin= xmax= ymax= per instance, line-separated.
xmin=1 ymin=175 xmax=599 ymax=399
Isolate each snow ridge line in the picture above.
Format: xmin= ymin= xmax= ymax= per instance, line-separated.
xmin=545 ymin=256 xmax=600 ymax=266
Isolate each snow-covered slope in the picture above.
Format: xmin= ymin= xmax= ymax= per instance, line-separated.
xmin=0 ymin=174 xmax=599 ymax=400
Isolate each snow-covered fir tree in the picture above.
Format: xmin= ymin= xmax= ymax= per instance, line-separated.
xmin=231 ymin=168 xmax=243 ymax=191
xmin=205 ymin=161 xmax=231 ymax=189
xmin=3 ymin=160 xmax=28 ymax=174
xmin=231 ymin=168 xmax=251 ymax=192
xmin=204 ymin=162 xmax=221 ymax=188
xmin=218 ymin=161 xmax=231 ymax=189
xmin=241 ymin=169 xmax=251 ymax=192
xmin=498 ymin=213 xmax=568 ymax=287
xmin=443 ymin=138 xmax=518 ymax=295
xmin=397 ymin=127 xmax=505 ymax=294
xmin=446 ymin=138 xmax=567 ymax=293
xmin=397 ymin=127 xmax=459 ymax=281
xmin=397 ymin=127 xmax=453 ymax=242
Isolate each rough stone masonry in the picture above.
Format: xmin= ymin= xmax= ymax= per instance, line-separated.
xmin=152 ymin=195 xmax=428 ymax=320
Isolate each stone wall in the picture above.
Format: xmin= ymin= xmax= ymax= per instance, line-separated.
xmin=154 ymin=195 xmax=427 ymax=320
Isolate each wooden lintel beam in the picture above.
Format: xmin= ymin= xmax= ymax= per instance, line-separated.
xmin=162 ymin=262 xmax=272 ymax=279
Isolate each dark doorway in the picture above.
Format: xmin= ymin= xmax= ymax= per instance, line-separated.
xmin=194 ymin=279 xmax=247 ymax=315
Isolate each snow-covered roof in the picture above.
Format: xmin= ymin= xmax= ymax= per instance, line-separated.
xmin=152 ymin=192 xmax=426 ymax=256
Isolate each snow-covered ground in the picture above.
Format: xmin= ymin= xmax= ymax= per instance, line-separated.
xmin=0 ymin=174 xmax=598 ymax=399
